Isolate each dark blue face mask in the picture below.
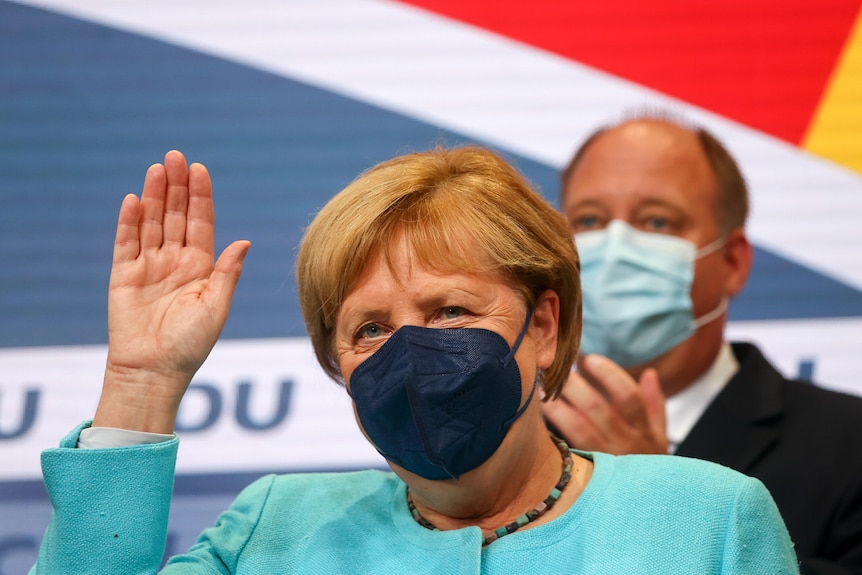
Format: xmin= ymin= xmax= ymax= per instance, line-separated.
xmin=348 ymin=310 xmax=535 ymax=480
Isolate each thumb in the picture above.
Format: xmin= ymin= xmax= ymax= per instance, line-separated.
xmin=207 ymin=240 xmax=251 ymax=317
xmin=639 ymin=368 xmax=667 ymax=443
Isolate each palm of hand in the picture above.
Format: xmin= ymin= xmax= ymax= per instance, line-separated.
xmin=96 ymin=151 xmax=250 ymax=432
xmin=108 ymin=238 xmax=219 ymax=380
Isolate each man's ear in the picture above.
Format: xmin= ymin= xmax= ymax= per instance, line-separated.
xmin=532 ymin=289 xmax=561 ymax=370
xmin=723 ymin=228 xmax=753 ymax=298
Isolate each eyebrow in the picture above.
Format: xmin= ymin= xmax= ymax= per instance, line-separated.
xmin=566 ymin=194 xmax=685 ymax=210
xmin=337 ymin=284 xmax=488 ymax=331
xmin=632 ymin=198 xmax=687 ymax=213
xmin=563 ymin=197 xmax=608 ymax=212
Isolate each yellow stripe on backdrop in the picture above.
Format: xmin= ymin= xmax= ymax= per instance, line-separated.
xmin=803 ymin=6 xmax=862 ymax=175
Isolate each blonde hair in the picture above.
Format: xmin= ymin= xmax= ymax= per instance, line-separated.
xmin=296 ymin=146 xmax=581 ymax=398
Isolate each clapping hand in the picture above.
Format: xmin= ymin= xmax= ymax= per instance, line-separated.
xmin=542 ymin=354 xmax=669 ymax=455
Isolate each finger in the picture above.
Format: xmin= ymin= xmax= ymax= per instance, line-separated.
xmin=580 ymin=354 xmax=650 ymax=426
xmin=542 ymin=392 xmax=607 ymax=450
xmin=555 ymin=370 xmax=591 ymax=404
xmin=163 ymin=150 xmax=190 ymax=246
xmin=113 ymin=194 xmax=142 ymax=264
xmin=202 ymin=240 xmax=251 ymax=325
xmin=554 ymin=369 xmax=622 ymax=439
xmin=139 ymin=162 xmax=167 ymax=249
xmin=186 ymin=162 xmax=215 ymax=256
xmin=639 ymin=368 xmax=668 ymax=445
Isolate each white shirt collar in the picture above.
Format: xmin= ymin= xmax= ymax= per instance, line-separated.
xmin=664 ymin=342 xmax=739 ymax=453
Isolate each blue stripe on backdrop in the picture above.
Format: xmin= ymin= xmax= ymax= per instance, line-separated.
xmin=1 ymin=2 xmax=861 ymax=350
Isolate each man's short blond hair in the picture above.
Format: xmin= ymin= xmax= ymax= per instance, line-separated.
xmin=296 ymin=146 xmax=581 ymax=398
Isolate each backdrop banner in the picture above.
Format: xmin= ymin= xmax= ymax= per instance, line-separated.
xmin=2 ymin=1 xmax=860 ymax=572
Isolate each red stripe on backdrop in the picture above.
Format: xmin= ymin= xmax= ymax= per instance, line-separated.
xmin=400 ymin=0 xmax=861 ymax=145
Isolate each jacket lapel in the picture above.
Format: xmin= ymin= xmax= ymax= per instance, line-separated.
xmin=676 ymin=343 xmax=786 ymax=474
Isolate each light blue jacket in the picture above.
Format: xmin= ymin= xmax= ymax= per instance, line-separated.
xmin=32 ymin=421 xmax=799 ymax=574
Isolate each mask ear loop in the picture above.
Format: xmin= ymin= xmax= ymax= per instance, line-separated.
xmin=692 ymin=235 xmax=730 ymax=330
xmin=501 ymin=308 xmax=538 ymax=427
xmin=695 ymin=235 xmax=727 ymax=259
xmin=692 ymin=296 xmax=728 ymax=330
xmin=500 ymin=308 xmax=535 ymax=367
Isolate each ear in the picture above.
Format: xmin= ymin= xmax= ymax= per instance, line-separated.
xmin=531 ymin=289 xmax=561 ymax=370
xmin=723 ymin=228 xmax=753 ymax=298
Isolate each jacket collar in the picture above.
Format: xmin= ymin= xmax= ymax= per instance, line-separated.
xmin=675 ymin=342 xmax=786 ymax=473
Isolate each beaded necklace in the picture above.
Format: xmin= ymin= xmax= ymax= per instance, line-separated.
xmin=406 ymin=437 xmax=574 ymax=546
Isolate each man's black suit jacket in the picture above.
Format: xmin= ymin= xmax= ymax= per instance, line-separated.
xmin=677 ymin=342 xmax=862 ymax=575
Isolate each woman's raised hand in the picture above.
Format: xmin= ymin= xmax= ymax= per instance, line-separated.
xmin=93 ymin=151 xmax=251 ymax=433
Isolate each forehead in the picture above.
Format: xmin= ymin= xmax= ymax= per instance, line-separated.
xmin=344 ymin=227 xmax=494 ymax=299
xmin=338 ymin=236 xmax=515 ymax=321
xmin=563 ymin=122 xmax=718 ymax=215
xmin=355 ymin=237 xmax=493 ymax=290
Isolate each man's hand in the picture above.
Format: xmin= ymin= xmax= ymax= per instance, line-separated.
xmin=93 ymin=151 xmax=250 ymax=434
xmin=542 ymin=354 xmax=669 ymax=454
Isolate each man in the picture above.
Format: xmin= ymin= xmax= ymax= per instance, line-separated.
xmin=543 ymin=116 xmax=862 ymax=574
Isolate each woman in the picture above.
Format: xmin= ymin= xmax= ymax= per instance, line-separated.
xmin=31 ymin=147 xmax=797 ymax=573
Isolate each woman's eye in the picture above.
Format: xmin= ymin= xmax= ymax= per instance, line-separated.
xmin=357 ymin=323 xmax=386 ymax=340
xmin=441 ymin=306 xmax=464 ymax=320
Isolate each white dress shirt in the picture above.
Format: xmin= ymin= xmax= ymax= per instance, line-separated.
xmin=664 ymin=342 xmax=739 ymax=453
xmin=77 ymin=426 xmax=173 ymax=448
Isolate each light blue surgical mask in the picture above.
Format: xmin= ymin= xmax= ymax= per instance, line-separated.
xmin=575 ymin=220 xmax=727 ymax=367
